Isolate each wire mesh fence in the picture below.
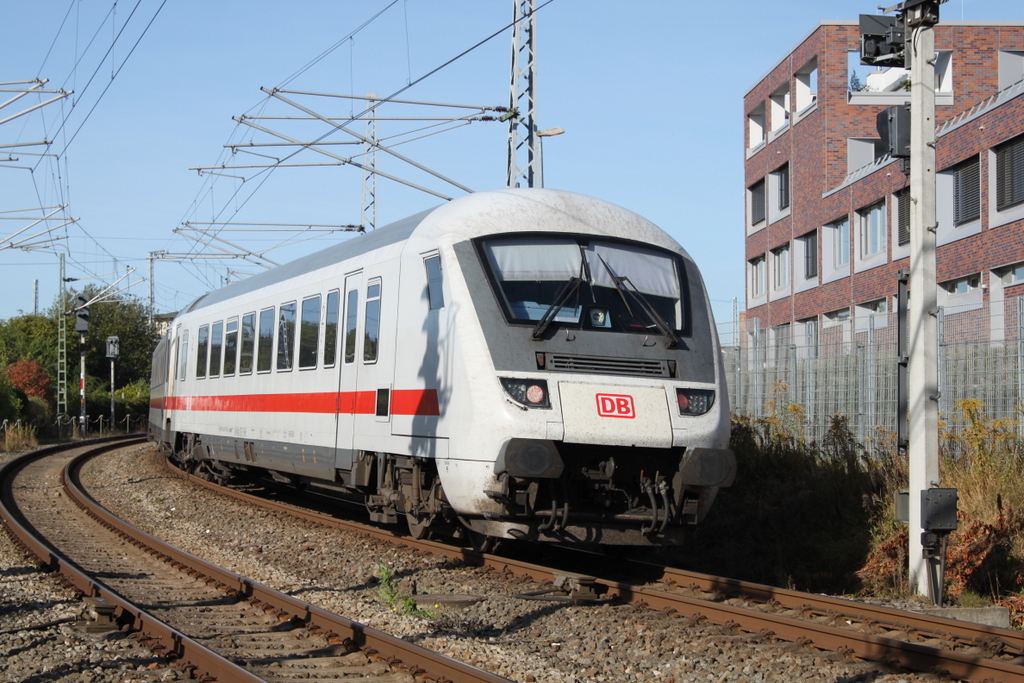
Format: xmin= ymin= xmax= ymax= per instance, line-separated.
xmin=721 ymin=295 xmax=1024 ymax=445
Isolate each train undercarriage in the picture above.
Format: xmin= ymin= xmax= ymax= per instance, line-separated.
xmin=157 ymin=429 xmax=733 ymax=548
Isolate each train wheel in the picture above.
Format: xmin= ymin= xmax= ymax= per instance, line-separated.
xmin=405 ymin=512 xmax=434 ymax=540
xmin=467 ymin=530 xmax=499 ymax=554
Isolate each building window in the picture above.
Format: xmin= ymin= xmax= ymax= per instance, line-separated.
xmin=830 ymin=218 xmax=850 ymax=268
xmin=770 ymin=83 xmax=790 ymax=133
xmin=952 ymin=156 xmax=980 ymax=226
xmin=999 ymin=51 xmax=1024 ymax=90
xmin=749 ymin=179 xmax=766 ymax=226
xmin=996 ymin=134 xmax=1024 ymax=212
xmin=798 ymin=317 xmax=818 ymax=358
xmin=795 ymin=57 xmax=818 ymax=114
xmin=848 ymin=137 xmax=884 ymax=174
xmin=895 ymin=188 xmax=910 ymax=247
xmin=941 ymin=274 xmax=980 ymax=296
xmin=1000 ymin=263 xmax=1024 ymax=287
xmin=772 ymin=245 xmax=790 ymax=290
xmin=858 ymin=201 xmax=885 ymax=258
xmin=824 ymin=307 xmax=851 ymax=327
xmin=799 ymin=231 xmax=817 ymax=280
xmin=749 ymin=256 xmax=766 ymax=298
xmin=747 ymin=103 xmax=765 ymax=150
xmin=775 ymin=164 xmax=790 ymax=211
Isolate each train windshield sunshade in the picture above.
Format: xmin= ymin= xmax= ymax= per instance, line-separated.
xmin=478 ymin=234 xmax=688 ymax=337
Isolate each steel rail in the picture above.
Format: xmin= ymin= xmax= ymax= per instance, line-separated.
xmin=65 ymin=445 xmax=511 ymax=683
xmin=164 ymin=455 xmax=1024 ymax=682
xmin=0 ymin=437 xmax=263 ymax=682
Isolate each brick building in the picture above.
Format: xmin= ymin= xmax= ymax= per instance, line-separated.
xmin=743 ymin=19 xmax=1024 ymax=353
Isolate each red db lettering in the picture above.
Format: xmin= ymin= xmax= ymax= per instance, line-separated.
xmin=596 ymin=393 xmax=635 ymax=418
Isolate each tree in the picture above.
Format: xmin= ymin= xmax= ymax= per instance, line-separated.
xmin=5 ymin=359 xmax=53 ymax=401
xmin=0 ymin=372 xmax=21 ymax=422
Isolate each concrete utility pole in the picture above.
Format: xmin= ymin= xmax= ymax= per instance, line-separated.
xmin=905 ymin=3 xmax=941 ymax=602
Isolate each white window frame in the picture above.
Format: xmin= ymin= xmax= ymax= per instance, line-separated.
xmin=771 ymin=244 xmax=790 ymax=296
xmin=794 ymin=231 xmax=818 ymax=293
xmin=794 ymin=57 xmax=818 ymax=121
xmin=747 ymin=102 xmax=766 ymax=155
xmin=999 ymin=50 xmax=1024 ymax=91
xmin=856 ymin=201 xmax=886 ymax=272
xmin=820 ymin=217 xmax=851 ymax=284
xmin=748 ymin=255 xmax=767 ymax=306
xmin=768 ymin=164 xmax=791 ymax=224
xmin=747 ymin=178 xmax=767 ymax=234
xmin=855 ymin=298 xmax=889 ymax=332
xmin=939 ymin=273 xmax=983 ymax=313
xmin=769 ymin=82 xmax=790 ymax=138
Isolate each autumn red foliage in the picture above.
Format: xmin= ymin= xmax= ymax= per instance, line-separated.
xmin=4 ymin=359 xmax=53 ymax=401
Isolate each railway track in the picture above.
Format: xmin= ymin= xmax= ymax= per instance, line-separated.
xmin=159 ymin=449 xmax=1024 ymax=682
xmin=0 ymin=437 xmax=512 ymax=683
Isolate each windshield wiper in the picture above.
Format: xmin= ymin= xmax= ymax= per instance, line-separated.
xmin=596 ymin=255 xmax=681 ymax=349
xmin=531 ymin=276 xmax=583 ymax=340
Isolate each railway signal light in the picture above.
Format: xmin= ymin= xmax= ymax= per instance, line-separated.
xmin=74 ymin=295 xmax=90 ymax=333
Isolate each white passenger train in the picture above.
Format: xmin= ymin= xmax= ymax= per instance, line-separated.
xmin=149 ymin=188 xmax=735 ymax=546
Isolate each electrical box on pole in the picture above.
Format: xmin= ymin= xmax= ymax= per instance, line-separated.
xmin=878 ymin=106 xmax=911 ymax=159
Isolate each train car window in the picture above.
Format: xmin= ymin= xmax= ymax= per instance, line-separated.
xmin=223 ymin=318 xmax=238 ymax=376
xmin=299 ymin=295 xmax=321 ymax=370
xmin=478 ymin=235 xmax=688 ymax=337
xmin=324 ymin=290 xmax=340 ymax=368
xmin=239 ymin=313 xmax=255 ymax=375
xmin=343 ymin=289 xmax=358 ymax=364
xmin=277 ymin=302 xmax=296 ymax=371
xmin=257 ymin=308 xmax=275 ymax=373
xmin=209 ymin=322 xmax=223 ymax=378
xmin=424 ymin=254 xmax=444 ymax=310
xmin=363 ymin=280 xmax=381 ymax=364
xmin=179 ymin=330 xmax=188 ymax=382
xmin=196 ymin=325 xmax=209 ymax=379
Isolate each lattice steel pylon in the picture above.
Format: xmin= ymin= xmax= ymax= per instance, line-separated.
xmin=57 ymin=252 xmax=68 ymax=418
xmin=505 ymin=0 xmax=539 ymax=188
xmin=360 ymin=93 xmax=378 ymax=231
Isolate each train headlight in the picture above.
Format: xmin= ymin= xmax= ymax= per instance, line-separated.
xmin=676 ymin=388 xmax=715 ymax=416
xmin=500 ymin=378 xmax=551 ymax=409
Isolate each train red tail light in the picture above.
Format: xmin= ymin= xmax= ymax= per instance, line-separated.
xmin=500 ymin=378 xmax=551 ymax=408
xmin=676 ymin=388 xmax=715 ymax=416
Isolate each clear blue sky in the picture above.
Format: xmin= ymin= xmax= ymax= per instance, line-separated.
xmin=2 ymin=0 xmax=1020 ymax=338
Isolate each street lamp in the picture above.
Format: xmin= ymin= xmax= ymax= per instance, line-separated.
xmin=535 ymin=126 xmax=565 ymax=189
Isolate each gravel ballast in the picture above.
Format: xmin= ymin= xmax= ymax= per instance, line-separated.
xmin=3 ymin=444 xmax=944 ymax=682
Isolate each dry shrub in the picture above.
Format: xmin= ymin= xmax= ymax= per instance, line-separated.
xmin=860 ymin=400 xmax=1024 ymax=609
xmin=2 ymin=422 xmax=38 ymax=452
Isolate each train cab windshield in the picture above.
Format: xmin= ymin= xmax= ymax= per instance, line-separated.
xmin=477 ymin=234 xmax=690 ymax=338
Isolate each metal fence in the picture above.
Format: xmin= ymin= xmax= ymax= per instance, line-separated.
xmin=721 ymin=296 xmax=1024 ymax=445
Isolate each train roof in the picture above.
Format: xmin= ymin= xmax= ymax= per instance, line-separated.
xmin=183 ymin=206 xmax=436 ymax=313
xmin=182 ymin=189 xmax=689 ymax=315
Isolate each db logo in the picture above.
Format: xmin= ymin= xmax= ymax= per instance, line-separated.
xmin=596 ymin=393 xmax=636 ymax=419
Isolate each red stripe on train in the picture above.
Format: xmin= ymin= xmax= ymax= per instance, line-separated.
xmin=157 ymin=389 xmax=439 ymax=416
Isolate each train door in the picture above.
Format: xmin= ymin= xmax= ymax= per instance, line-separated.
xmin=335 ymin=271 xmax=362 ymax=470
